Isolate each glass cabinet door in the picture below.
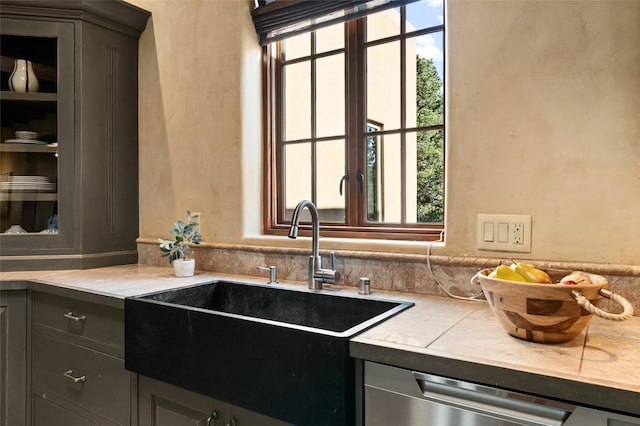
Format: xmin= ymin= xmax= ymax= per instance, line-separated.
xmin=1 ymin=19 xmax=73 ymax=247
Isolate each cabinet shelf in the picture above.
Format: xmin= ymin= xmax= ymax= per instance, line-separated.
xmin=0 ymin=91 xmax=57 ymax=102
xmin=1 ymin=192 xmax=57 ymax=202
xmin=0 ymin=143 xmax=57 ymax=153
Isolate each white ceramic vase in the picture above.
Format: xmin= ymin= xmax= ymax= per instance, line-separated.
xmin=173 ymin=259 xmax=195 ymax=277
xmin=9 ymin=59 xmax=39 ymax=93
xmin=4 ymin=224 xmax=27 ymax=234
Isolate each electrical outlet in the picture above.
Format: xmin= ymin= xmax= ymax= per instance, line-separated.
xmin=477 ymin=214 xmax=531 ymax=253
xmin=513 ymin=223 xmax=524 ymax=245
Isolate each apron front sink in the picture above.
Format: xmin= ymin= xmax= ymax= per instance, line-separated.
xmin=125 ymin=280 xmax=412 ymax=425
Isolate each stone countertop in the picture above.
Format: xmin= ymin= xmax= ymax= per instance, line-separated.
xmin=350 ymin=294 xmax=640 ymax=417
xmin=0 ymin=264 xmax=272 ymax=308
xmin=2 ymin=264 xmax=639 ymax=416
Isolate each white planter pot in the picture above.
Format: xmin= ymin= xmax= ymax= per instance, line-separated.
xmin=173 ymin=259 xmax=195 ymax=277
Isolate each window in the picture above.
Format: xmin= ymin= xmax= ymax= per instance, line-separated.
xmin=264 ymin=0 xmax=444 ymax=240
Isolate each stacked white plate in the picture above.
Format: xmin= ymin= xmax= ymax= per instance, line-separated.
xmin=0 ymin=175 xmax=56 ymax=192
xmin=4 ymin=139 xmax=48 ymax=145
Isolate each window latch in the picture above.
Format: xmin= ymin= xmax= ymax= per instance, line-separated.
xmin=339 ymin=173 xmax=349 ymax=196
xmin=357 ymin=169 xmax=364 ymax=194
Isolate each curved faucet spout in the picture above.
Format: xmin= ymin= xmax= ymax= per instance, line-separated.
xmin=288 ymin=199 xmax=319 ymax=257
xmin=287 ymin=200 xmax=338 ymax=290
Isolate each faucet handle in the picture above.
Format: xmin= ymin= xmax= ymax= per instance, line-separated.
xmin=257 ymin=265 xmax=278 ymax=284
xmin=316 ymin=268 xmax=340 ymax=284
xmin=318 ymin=252 xmax=340 ymax=284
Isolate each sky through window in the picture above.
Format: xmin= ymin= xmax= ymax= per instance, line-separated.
xmin=407 ymin=0 xmax=444 ymax=79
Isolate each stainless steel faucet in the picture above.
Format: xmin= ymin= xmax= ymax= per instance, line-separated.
xmin=288 ymin=200 xmax=340 ymax=290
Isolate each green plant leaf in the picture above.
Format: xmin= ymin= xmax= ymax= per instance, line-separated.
xmin=160 ymin=210 xmax=204 ymax=264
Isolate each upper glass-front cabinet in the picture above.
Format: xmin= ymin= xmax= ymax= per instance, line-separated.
xmin=0 ymin=1 xmax=149 ymax=271
xmin=0 ymin=18 xmax=74 ymax=253
xmin=1 ymin=33 xmax=60 ymax=235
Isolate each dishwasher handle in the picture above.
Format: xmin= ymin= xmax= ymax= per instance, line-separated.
xmin=412 ymin=371 xmax=571 ymax=426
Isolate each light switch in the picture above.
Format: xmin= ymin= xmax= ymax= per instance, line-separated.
xmin=498 ymin=223 xmax=509 ymax=243
xmin=483 ymin=222 xmax=494 ymax=242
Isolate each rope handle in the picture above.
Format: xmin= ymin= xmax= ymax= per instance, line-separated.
xmin=572 ymin=289 xmax=634 ymax=321
xmin=470 ymin=273 xmax=481 ymax=287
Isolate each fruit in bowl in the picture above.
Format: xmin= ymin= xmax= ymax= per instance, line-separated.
xmin=488 ymin=264 xmax=526 ymax=282
xmin=473 ymin=265 xmax=633 ymax=343
xmin=489 ymin=261 xmax=597 ymax=286
xmin=510 ymin=262 xmax=552 ymax=283
xmin=558 ymin=271 xmax=593 ymax=285
xmin=488 ymin=262 xmax=552 ymax=284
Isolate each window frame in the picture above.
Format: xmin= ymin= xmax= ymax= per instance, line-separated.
xmin=263 ymin=7 xmax=445 ymax=241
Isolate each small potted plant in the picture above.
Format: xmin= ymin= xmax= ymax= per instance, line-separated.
xmin=158 ymin=210 xmax=202 ymax=277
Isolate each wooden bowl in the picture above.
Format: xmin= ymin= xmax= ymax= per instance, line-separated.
xmin=473 ymin=268 xmax=608 ymax=343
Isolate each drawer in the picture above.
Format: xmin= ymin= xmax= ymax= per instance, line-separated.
xmin=33 ymin=395 xmax=91 ymax=426
xmin=33 ymin=292 xmax=124 ymax=356
xmin=33 ymin=332 xmax=131 ymax=426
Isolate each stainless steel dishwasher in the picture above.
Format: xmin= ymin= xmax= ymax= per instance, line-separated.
xmin=365 ymin=361 xmax=576 ymax=426
xmin=364 ymin=362 xmax=640 ymax=425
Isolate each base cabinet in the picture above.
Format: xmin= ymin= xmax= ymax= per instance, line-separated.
xmin=31 ymin=292 xmax=132 ymax=426
xmin=32 ymin=395 xmax=117 ymax=426
xmin=3 ymin=285 xmax=296 ymax=426
xmin=0 ymin=290 xmax=28 ymax=426
xmin=138 ymin=376 xmax=292 ymax=426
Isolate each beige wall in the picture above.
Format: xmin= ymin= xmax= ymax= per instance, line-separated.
xmin=131 ymin=0 xmax=640 ymax=266
xmin=132 ymin=0 xmax=262 ymax=242
xmin=445 ymin=0 xmax=640 ymax=264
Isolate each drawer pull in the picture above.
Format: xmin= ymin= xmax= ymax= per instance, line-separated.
xmin=63 ymin=312 xmax=86 ymax=322
xmin=207 ymin=410 xmax=219 ymax=426
xmin=63 ymin=370 xmax=86 ymax=383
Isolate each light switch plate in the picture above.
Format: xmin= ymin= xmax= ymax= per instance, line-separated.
xmin=477 ymin=214 xmax=532 ymax=252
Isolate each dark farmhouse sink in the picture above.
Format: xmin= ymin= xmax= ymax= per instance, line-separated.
xmin=125 ymin=280 xmax=412 ymax=425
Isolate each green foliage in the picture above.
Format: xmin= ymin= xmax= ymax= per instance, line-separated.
xmin=158 ymin=210 xmax=202 ymax=264
xmin=417 ymin=56 xmax=443 ymax=127
xmin=416 ymin=56 xmax=444 ymax=223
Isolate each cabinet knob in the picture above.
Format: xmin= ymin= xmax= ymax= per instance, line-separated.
xmin=226 ymin=418 xmax=237 ymax=426
xmin=63 ymin=311 xmax=86 ymax=322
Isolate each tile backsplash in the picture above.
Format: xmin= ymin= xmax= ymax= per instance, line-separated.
xmin=137 ymin=240 xmax=639 ymax=315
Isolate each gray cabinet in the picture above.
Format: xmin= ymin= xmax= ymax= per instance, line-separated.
xmin=0 ymin=0 xmax=150 ymax=271
xmin=138 ymin=375 xmax=292 ymax=426
xmin=32 ymin=396 xmax=94 ymax=426
xmin=225 ymin=404 xmax=293 ymax=426
xmin=31 ymin=292 xmax=134 ymax=426
xmin=0 ymin=289 xmax=28 ymax=426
